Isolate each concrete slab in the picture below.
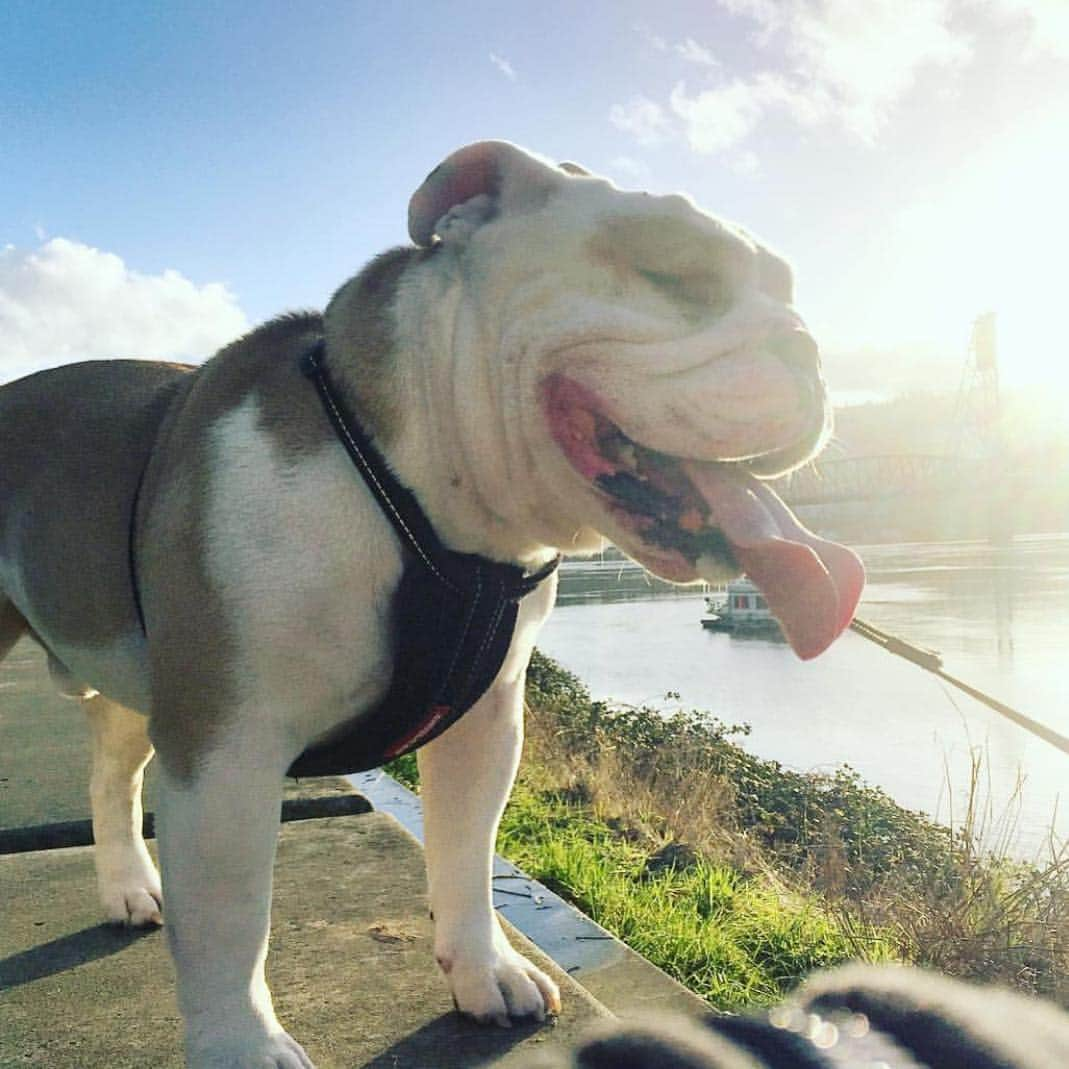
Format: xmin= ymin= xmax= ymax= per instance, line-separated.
xmin=0 ymin=811 xmax=608 ymax=1068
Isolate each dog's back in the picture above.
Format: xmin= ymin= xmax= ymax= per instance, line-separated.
xmin=0 ymin=360 xmax=192 ymax=670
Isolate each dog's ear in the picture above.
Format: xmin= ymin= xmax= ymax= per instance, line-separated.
xmin=407 ymin=141 xmax=562 ymax=247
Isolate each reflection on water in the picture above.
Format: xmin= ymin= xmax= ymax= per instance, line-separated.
xmin=539 ymin=534 xmax=1069 ymax=858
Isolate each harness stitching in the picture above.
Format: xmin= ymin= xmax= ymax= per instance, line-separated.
xmin=311 ymin=365 xmax=457 ymax=591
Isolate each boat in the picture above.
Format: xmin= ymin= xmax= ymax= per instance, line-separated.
xmin=701 ymin=578 xmax=784 ymax=638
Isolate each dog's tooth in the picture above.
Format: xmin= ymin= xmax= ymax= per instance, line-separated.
xmin=571 ymin=407 xmax=597 ymax=441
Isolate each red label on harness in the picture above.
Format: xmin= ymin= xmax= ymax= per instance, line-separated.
xmin=383 ymin=704 xmax=453 ymax=759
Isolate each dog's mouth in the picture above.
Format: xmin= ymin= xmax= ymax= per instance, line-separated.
xmin=543 ymin=374 xmax=864 ymax=659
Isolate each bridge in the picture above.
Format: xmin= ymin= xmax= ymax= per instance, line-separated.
xmin=776 ymin=453 xmax=988 ymax=507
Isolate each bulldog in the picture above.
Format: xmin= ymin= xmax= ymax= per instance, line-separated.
xmin=0 ymin=141 xmax=863 ymax=1067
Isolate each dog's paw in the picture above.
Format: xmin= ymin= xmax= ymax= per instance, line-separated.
xmin=96 ymin=849 xmax=163 ymax=927
xmin=187 ymin=1029 xmax=315 ymax=1069
xmin=101 ymin=881 xmax=163 ymax=927
xmin=440 ymin=939 xmax=562 ymax=1027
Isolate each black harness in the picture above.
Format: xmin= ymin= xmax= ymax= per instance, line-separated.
xmin=286 ymin=341 xmax=559 ymax=778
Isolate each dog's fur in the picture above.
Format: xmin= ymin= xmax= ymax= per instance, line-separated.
xmin=0 ymin=142 xmax=848 ymax=1067
xmin=526 ymin=964 xmax=1069 ymax=1068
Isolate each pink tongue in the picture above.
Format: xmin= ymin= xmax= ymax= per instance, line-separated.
xmin=683 ymin=463 xmax=865 ymax=660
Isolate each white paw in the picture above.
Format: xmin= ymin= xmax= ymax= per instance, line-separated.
xmin=439 ymin=936 xmax=562 ymax=1027
xmin=96 ymin=847 xmax=164 ymax=927
xmin=187 ymin=1029 xmax=315 ymax=1069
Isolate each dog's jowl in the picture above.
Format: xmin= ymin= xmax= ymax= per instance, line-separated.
xmin=0 ymin=141 xmax=863 ymax=1067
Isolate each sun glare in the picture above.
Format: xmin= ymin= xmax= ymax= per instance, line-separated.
xmin=979 ymin=117 xmax=1069 ymax=399
xmin=867 ymin=104 xmax=1069 ymax=402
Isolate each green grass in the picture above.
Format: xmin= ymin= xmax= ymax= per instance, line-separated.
xmin=388 ymin=744 xmax=892 ymax=1010
xmin=496 ymin=784 xmax=890 ymax=1009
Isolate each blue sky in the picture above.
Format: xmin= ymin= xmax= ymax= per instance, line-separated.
xmin=2 ymin=1 xmax=1067 ymax=402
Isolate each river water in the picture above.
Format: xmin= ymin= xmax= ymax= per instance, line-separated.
xmin=537 ymin=534 xmax=1069 ymax=859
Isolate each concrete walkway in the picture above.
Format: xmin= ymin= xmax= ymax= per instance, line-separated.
xmin=0 ymin=638 xmax=702 ymax=1066
xmin=1 ymin=810 xmax=609 ymax=1068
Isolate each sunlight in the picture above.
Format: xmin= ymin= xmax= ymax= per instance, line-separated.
xmin=888 ymin=105 xmax=1069 ymax=400
xmin=978 ymin=120 xmax=1069 ymax=398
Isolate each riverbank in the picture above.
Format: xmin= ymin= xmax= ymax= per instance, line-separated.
xmin=541 ymin=536 xmax=1069 ymax=858
xmin=391 ymin=651 xmax=1069 ymax=1010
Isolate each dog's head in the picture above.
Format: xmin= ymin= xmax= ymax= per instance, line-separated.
xmin=357 ymin=141 xmax=863 ymax=658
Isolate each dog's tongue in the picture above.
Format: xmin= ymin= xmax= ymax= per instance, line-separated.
xmin=683 ymin=463 xmax=865 ymax=660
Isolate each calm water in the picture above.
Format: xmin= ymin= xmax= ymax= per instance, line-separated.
xmin=538 ymin=534 xmax=1069 ymax=859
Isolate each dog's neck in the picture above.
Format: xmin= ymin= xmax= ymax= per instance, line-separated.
xmin=322 ymin=248 xmax=570 ymax=570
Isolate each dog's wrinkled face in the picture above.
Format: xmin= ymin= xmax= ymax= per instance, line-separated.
xmin=406 ymin=141 xmax=863 ymax=658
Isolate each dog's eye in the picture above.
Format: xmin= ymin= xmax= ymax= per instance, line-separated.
xmin=637 ymin=268 xmax=726 ymax=313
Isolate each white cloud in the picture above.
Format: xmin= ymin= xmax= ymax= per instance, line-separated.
xmin=617 ymin=3 xmax=971 ymax=154
xmin=675 ymin=38 xmax=719 ymax=67
xmin=669 ymin=80 xmax=765 ymax=153
xmin=714 ymin=0 xmax=971 ymax=143
xmin=749 ymin=70 xmax=832 ymax=127
xmin=981 ymin=0 xmax=1069 ymax=59
xmin=609 ymin=95 xmax=674 ymax=146
xmin=616 ymin=2 xmax=1062 ymax=159
xmin=777 ymin=0 xmax=971 ymax=141
xmin=489 ymin=52 xmax=517 ymax=80
xmin=0 ymin=238 xmax=248 ymax=383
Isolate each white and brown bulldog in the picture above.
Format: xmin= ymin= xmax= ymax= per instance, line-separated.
xmin=0 ymin=141 xmax=863 ymax=1067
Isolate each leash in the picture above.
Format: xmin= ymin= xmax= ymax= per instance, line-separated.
xmin=849 ymin=616 xmax=1069 ymax=758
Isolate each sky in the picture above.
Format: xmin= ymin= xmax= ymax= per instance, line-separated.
xmin=2 ymin=0 xmax=1068 ymax=404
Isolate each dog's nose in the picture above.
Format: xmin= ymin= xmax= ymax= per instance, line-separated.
xmin=767 ymin=328 xmax=820 ymax=372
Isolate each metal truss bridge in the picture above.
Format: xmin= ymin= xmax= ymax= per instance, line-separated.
xmin=773 ymin=316 xmax=1001 ymax=509
xmin=777 ymin=453 xmax=987 ymax=507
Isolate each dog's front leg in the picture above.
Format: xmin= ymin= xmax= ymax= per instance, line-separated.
xmin=418 ymin=677 xmax=561 ymax=1026
xmin=155 ymin=726 xmax=314 ymax=1069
